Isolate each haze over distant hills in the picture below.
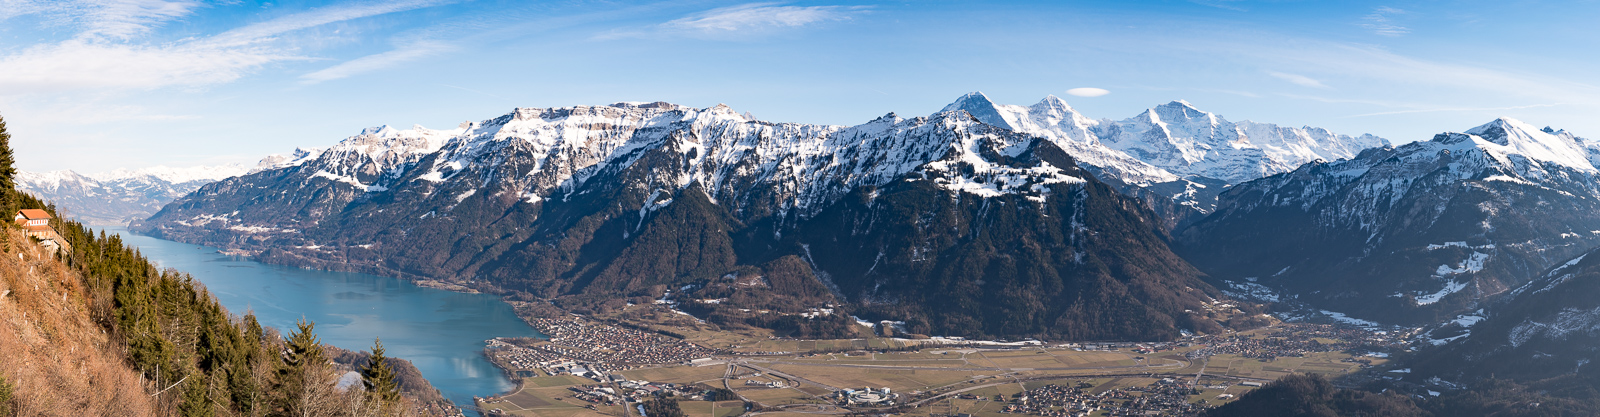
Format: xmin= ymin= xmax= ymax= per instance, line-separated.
xmin=16 ymin=149 xmax=323 ymax=225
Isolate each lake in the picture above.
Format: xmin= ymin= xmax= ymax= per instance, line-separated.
xmin=104 ymin=227 xmax=542 ymax=415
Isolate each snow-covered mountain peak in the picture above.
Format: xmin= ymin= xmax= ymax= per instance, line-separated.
xmin=1148 ymin=100 xmax=1222 ymax=127
xmin=360 ymin=125 xmax=395 ymax=136
xmin=940 ymin=92 xmax=1014 ymax=129
xmin=1461 ymin=117 xmax=1595 ymax=172
xmin=1034 ymin=94 xmax=1072 ymax=110
xmin=252 ymin=147 xmax=325 ymax=173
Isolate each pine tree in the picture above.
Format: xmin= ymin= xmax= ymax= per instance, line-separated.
xmin=272 ymin=319 xmax=330 ymax=417
xmin=361 ymin=338 xmax=401 ymax=410
xmin=179 ymin=375 xmax=212 ymax=417
xmin=0 ymin=114 xmax=15 ymax=210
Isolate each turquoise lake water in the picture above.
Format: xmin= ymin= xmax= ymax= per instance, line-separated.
xmin=105 ymin=227 xmax=542 ymax=415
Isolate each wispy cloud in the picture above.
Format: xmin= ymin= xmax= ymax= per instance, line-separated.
xmin=1343 ymin=103 xmax=1569 ymax=118
xmin=0 ymin=0 xmax=453 ymax=92
xmin=1294 ymin=44 xmax=1599 ymax=106
xmin=1267 ymin=71 xmax=1330 ymax=89
xmin=0 ymin=40 xmax=292 ymax=92
xmin=664 ymin=3 xmax=866 ymax=32
xmin=0 ymin=0 xmax=203 ymax=40
xmin=301 ymin=41 xmax=455 ymax=84
xmin=603 ymin=3 xmax=869 ymax=40
xmin=206 ymin=0 xmax=458 ymax=48
xmin=1361 ymin=6 xmax=1409 ymax=37
xmin=76 ymin=0 xmax=203 ymax=40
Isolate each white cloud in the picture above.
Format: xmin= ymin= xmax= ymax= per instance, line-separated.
xmin=0 ymin=0 xmax=453 ymax=92
xmin=0 ymin=0 xmax=202 ymax=40
xmin=1361 ymin=6 xmax=1409 ymax=37
xmin=1281 ymin=44 xmax=1599 ymax=106
xmin=1343 ymin=103 xmax=1569 ymax=118
xmin=1065 ymin=87 xmax=1110 ymax=97
xmin=601 ymin=2 xmax=868 ymax=39
xmin=205 ymin=0 xmax=458 ymax=48
xmin=1267 ymin=71 xmax=1330 ymax=89
xmin=0 ymin=40 xmax=291 ymax=92
xmin=664 ymin=3 xmax=864 ymax=32
xmin=300 ymin=41 xmax=455 ymax=84
xmin=77 ymin=0 xmax=203 ymax=40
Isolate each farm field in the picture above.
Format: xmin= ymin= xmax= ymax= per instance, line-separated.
xmin=478 ymin=319 xmax=1403 ymax=417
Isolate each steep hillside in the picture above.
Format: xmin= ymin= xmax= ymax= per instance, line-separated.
xmin=0 ymin=228 xmax=158 ymax=416
xmin=1412 ymin=245 xmax=1600 ymax=383
xmin=1180 ymin=118 xmax=1600 ymax=324
xmin=136 ymin=100 xmax=1234 ymax=340
xmin=0 ymin=113 xmax=452 ymax=416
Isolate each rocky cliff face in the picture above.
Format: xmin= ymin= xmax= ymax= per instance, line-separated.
xmin=136 ymin=98 xmax=1240 ymax=340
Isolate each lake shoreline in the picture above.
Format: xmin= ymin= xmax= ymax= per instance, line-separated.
xmin=103 ymin=226 xmax=544 ymax=417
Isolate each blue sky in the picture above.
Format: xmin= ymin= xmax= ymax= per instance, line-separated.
xmin=2 ymin=0 xmax=1598 ymax=172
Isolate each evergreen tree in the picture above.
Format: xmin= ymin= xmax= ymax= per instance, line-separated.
xmin=0 ymin=114 xmax=15 ymax=209
xmin=272 ymin=319 xmax=331 ymax=417
xmin=361 ymin=338 xmax=401 ymax=410
xmin=179 ymin=375 xmax=212 ymax=417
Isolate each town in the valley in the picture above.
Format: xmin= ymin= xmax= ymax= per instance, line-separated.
xmin=475 ymin=301 xmax=1419 ymax=417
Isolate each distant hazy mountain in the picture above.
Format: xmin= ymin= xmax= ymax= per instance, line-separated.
xmin=18 ymin=165 xmax=250 ymax=225
xmin=1180 ymin=118 xmax=1600 ymax=325
xmin=17 ymin=149 xmax=323 ymax=225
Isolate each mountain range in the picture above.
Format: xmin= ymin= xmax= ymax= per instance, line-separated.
xmin=1180 ymin=118 xmax=1600 ymax=325
xmin=127 ymin=93 xmax=1383 ymax=340
xmin=81 ymin=93 xmax=1600 ymax=339
xmin=16 ymin=149 xmax=323 ymax=225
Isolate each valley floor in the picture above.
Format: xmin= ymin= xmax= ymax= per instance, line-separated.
xmin=474 ymin=302 xmax=1411 ymax=417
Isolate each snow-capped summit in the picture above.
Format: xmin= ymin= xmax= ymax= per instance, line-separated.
xmin=1099 ymin=100 xmax=1265 ymax=181
xmin=1183 ymin=116 xmax=1600 ymax=326
xmin=138 ymin=98 xmax=1226 ymax=341
xmin=938 ymin=93 xmax=1391 ymax=186
xmin=1463 ymin=117 xmax=1596 ymax=173
xmin=88 ymin=164 xmax=251 ymax=184
xmin=1091 ymin=100 xmax=1392 ymax=183
xmin=940 ymin=92 xmax=1016 ymax=129
xmin=931 ymin=93 xmax=1389 ymax=221
xmin=251 ymin=147 xmax=326 ymax=173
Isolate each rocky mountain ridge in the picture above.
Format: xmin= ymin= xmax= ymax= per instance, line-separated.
xmin=1181 ymin=117 xmax=1600 ymax=325
xmin=133 ymin=96 xmax=1271 ymax=340
xmin=941 ymin=93 xmax=1388 ymax=228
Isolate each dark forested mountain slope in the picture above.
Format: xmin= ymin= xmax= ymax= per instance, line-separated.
xmin=137 ymin=99 xmax=1232 ymax=340
xmin=1179 ymin=118 xmax=1600 ymax=325
xmin=1413 ymin=245 xmax=1600 ymax=383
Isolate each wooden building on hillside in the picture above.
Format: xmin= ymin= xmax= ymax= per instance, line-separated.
xmin=14 ymin=209 xmax=70 ymax=252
